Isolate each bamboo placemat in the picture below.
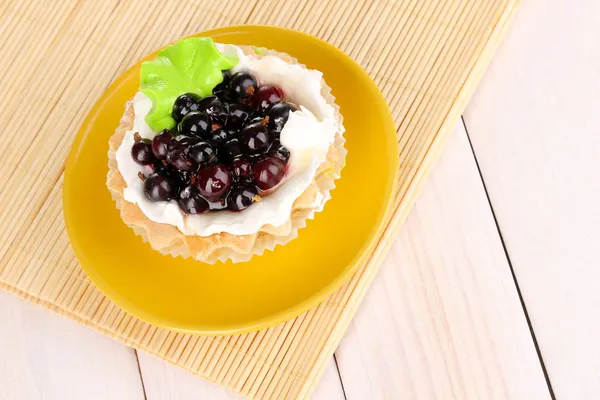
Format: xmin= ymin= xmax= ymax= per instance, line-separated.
xmin=0 ymin=0 xmax=517 ymax=398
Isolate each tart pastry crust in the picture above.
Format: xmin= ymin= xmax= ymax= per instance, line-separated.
xmin=106 ymin=47 xmax=346 ymax=263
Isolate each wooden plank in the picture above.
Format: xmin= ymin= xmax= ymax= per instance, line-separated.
xmin=463 ymin=0 xmax=600 ymax=398
xmin=137 ymin=353 xmax=345 ymax=400
xmin=334 ymin=122 xmax=551 ymax=399
xmin=310 ymin=358 xmax=346 ymax=400
xmin=0 ymin=292 xmax=144 ymax=400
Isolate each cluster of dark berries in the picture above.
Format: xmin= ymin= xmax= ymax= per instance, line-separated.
xmin=131 ymin=70 xmax=298 ymax=213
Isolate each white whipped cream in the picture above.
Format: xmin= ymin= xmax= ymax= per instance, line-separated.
xmin=115 ymin=44 xmax=339 ymax=236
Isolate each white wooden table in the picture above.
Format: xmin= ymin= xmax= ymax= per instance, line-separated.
xmin=2 ymin=1 xmax=598 ymax=398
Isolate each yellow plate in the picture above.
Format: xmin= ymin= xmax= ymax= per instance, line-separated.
xmin=64 ymin=26 xmax=399 ymax=335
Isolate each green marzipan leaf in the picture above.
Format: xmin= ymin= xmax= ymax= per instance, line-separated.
xmin=140 ymin=37 xmax=238 ymax=131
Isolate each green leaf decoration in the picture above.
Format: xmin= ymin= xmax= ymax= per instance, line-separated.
xmin=253 ymin=46 xmax=267 ymax=55
xmin=140 ymin=37 xmax=238 ymax=131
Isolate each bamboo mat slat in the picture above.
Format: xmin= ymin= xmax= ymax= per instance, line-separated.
xmin=0 ymin=0 xmax=517 ymax=398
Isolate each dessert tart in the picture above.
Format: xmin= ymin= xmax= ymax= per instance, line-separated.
xmin=107 ymin=37 xmax=346 ymax=263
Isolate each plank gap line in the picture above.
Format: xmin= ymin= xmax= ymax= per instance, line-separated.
xmin=461 ymin=115 xmax=557 ymax=400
